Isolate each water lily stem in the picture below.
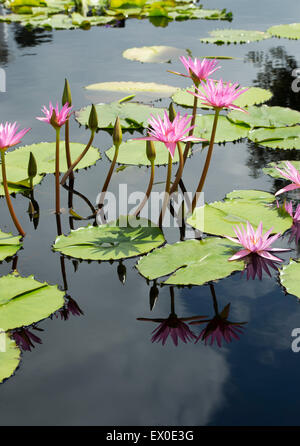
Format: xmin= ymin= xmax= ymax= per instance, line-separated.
xmin=134 ymin=160 xmax=155 ymax=218
xmin=1 ymin=150 xmax=26 ymax=237
xmin=169 ymin=141 xmax=184 ymax=196
xmin=183 ymin=92 xmax=198 ymax=164
xmin=98 ymin=142 xmax=120 ymax=210
xmin=55 ymin=128 xmax=61 ymax=214
xmin=159 ymin=153 xmax=172 ymax=227
xmin=65 ymin=120 xmax=73 ymax=179
xmin=191 ymin=109 xmax=220 ymax=213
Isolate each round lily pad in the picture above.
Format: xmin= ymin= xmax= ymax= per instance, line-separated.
xmin=228 ymin=105 xmax=300 ymax=129
xmin=85 ymin=81 xmax=178 ymax=97
xmin=0 ymin=333 xmax=21 ymax=384
xmin=0 ymin=164 xmax=44 ymax=196
xmin=248 ymin=126 xmax=300 ymax=149
xmin=0 ymin=230 xmax=22 ymax=261
xmin=53 ymin=219 xmax=165 ymax=261
xmin=268 ymin=23 xmax=300 ymax=40
xmin=280 ymin=260 xmax=300 ymax=299
xmin=200 ymin=29 xmax=270 ymax=45
xmin=193 ymin=114 xmax=249 ymax=143
xmin=263 ymin=161 xmax=300 ymax=179
xmin=122 ymin=46 xmax=185 ymax=63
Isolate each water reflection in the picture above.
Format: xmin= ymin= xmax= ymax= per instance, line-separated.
xmin=13 ymin=23 xmax=52 ymax=48
xmin=243 ymin=253 xmax=282 ymax=280
xmin=11 ymin=326 xmax=43 ymax=352
xmin=0 ymin=22 xmax=9 ymax=64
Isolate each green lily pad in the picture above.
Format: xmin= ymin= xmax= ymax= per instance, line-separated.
xmin=75 ymin=101 xmax=165 ymax=130
xmin=248 ymin=126 xmax=300 ymax=149
xmin=280 ymin=260 xmax=300 ymax=299
xmin=187 ymin=189 xmax=292 ymax=237
xmin=105 ymin=139 xmax=191 ymax=166
xmin=0 ymin=333 xmax=21 ymax=384
xmin=136 ymin=237 xmax=244 ymax=285
xmin=172 ymin=86 xmax=272 ymax=109
xmin=85 ymin=81 xmax=178 ymax=97
xmin=53 ymin=218 xmax=165 ymax=261
xmin=122 ymin=46 xmax=185 ymax=63
xmin=193 ymin=114 xmax=249 ymax=143
xmin=0 ymin=230 xmax=22 ymax=261
xmin=228 ymin=105 xmax=300 ymax=129
xmin=268 ymin=23 xmax=300 ymax=40
xmin=5 ymin=142 xmax=101 ymax=175
xmin=263 ymin=161 xmax=300 ymax=179
xmin=200 ymin=29 xmax=270 ymax=45
xmin=0 ymin=274 xmax=65 ymax=331
xmin=0 ymin=166 xmax=44 ymax=196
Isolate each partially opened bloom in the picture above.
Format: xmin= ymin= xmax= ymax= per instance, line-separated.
xmin=188 ymin=78 xmax=248 ymax=112
xmin=275 ymin=162 xmax=300 ymax=196
xmin=225 ymin=221 xmax=289 ymax=262
xmin=0 ymin=122 xmax=30 ymax=151
xmin=171 ymin=56 xmax=220 ymax=85
xmin=134 ymin=110 xmax=205 ymax=158
xmin=37 ymin=101 xmax=73 ymax=128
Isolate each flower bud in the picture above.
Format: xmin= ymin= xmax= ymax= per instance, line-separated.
xmin=88 ymin=104 xmax=98 ymax=132
xmin=50 ymin=109 xmax=60 ymax=129
xmin=27 ymin=151 xmax=37 ymax=179
xmin=168 ymin=103 xmax=176 ymax=122
xmin=113 ymin=116 xmax=122 ymax=147
xmin=146 ymin=140 xmax=156 ymax=163
xmin=62 ymin=78 xmax=72 ymax=106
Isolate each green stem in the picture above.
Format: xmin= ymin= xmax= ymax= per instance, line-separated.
xmin=134 ymin=161 xmax=155 ymax=218
xmin=1 ymin=150 xmax=26 ymax=237
xmin=169 ymin=141 xmax=184 ymax=196
xmin=183 ymin=91 xmax=198 ymax=164
xmin=191 ymin=109 xmax=220 ymax=213
xmin=55 ymin=128 xmax=61 ymax=214
xmin=98 ymin=143 xmax=120 ymax=210
xmin=65 ymin=120 xmax=73 ymax=177
xmin=159 ymin=152 xmax=172 ymax=227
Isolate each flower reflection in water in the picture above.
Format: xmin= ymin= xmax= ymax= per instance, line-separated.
xmin=243 ymin=253 xmax=281 ymax=280
xmin=56 ymin=295 xmax=84 ymax=321
xmin=11 ymin=326 xmax=43 ymax=352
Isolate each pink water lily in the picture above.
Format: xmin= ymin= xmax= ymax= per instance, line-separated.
xmin=284 ymin=201 xmax=300 ymax=221
xmin=188 ymin=78 xmax=248 ymax=112
xmin=225 ymin=221 xmax=289 ymax=262
xmin=0 ymin=122 xmax=30 ymax=151
xmin=135 ymin=110 xmax=205 ymax=158
xmin=171 ymin=56 xmax=220 ymax=84
xmin=36 ymin=101 xmax=73 ymax=128
xmin=275 ymin=162 xmax=300 ymax=196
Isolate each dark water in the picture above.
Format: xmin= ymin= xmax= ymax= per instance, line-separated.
xmin=0 ymin=0 xmax=300 ymax=426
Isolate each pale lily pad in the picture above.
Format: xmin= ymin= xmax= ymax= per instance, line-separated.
xmin=0 ymin=165 xmax=44 ymax=196
xmin=136 ymin=237 xmax=244 ymax=285
xmin=187 ymin=189 xmax=292 ymax=237
xmin=0 ymin=230 xmax=22 ymax=261
xmin=228 ymin=105 xmax=300 ymax=129
xmin=268 ymin=23 xmax=300 ymax=40
xmin=280 ymin=260 xmax=300 ymax=299
xmin=263 ymin=161 xmax=300 ymax=179
xmin=5 ymin=142 xmax=100 ymax=175
xmin=53 ymin=219 xmax=165 ymax=261
xmin=0 ymin=274 xmax=65 ymax=331
xmin=85 ymin=81 xmax=178 ymax=97
xmin=193 ymin=114 xmax=249 ymax=143
xmin=200 ymin=29 xmax=270 ymax=45
xmin=105 ymin=139 xmax=191 ymax=166
xmin=249 ymin=126 xmax=300 ymax=149
xmin=122 ymin=46 xmax=185 ymax=63
xmin=75 ymin=101 xmax=165 ymax=130
xmin=0 ymin=333 xmax=21 ymax=384
xmin=172 ymin=86 xmax=272 ymax=109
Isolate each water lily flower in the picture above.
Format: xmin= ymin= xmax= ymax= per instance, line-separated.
xmin=36 ymin=101 xmax=73 ymax=128
xmin=225 ymin=221 xmax=289 ymax=262
xmin=275 ymin=162 xmax=300 ymax=196
xmin=171 ymin=56 xmax=220 ymax=85
xmin=188 ymin=78 xmax=248 ymax=112
xmin=134 ymin=110 xmax=205 ymax=158
xmin=0 ymin=122 xmax=30 ymax=151
xmin=280 ymin=201 xmax=300 ymax=244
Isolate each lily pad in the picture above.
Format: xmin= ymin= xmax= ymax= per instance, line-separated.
xmin=105 ymin=139 xmax=191 ymax=166
xmin=75 ymin=101 xmax=165 ymax=130
xmin=0 ymin=230 xmax=22 ymax=261
xmin=187 ymin=189 xmax=292 ymax=237
xmin=85 ymin=81 xmax=178 ymax=97
xmin=0 ymin=165 xmax=44 ymax=196
xmin=228 ymin=105 xmax=300 ymax=129
xmin=0 ymin=274 xmax=65 ymax=331
xmin=0 ymin=333 xmax=21 ymax=384
xmin=193 ymin=114 xmax=249 ymax=143
xmin=268 ymin=23 xmax=300 ymax=40
xmin=5 ymin=142 xmax=101 ymax=175
xmin=280 ymin=260 xmax=300 ymax=299
xmin=122 ymin=46 xmax=185 ymax=63
xmin=172 ymin=86 xmax=272 ymax=109
xmin=136 ymin=237 xmax=244 ymax=285
xmin=200 ymin=29 xmax=270 ymax=45
xmin=263 ymin=161 xmax=300 ymax=179
xmin=248 ymin=126 xmax=300 ymax=149
xmin=53 ymin=218 xmax=165 ymax=261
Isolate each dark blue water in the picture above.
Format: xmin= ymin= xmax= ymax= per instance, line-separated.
xmin=0 ymin=0 xmax=300 ymax=426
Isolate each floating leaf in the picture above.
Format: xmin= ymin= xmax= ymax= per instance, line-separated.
xmin=200 ymin=29 xmax=270 ymax=45
xmin=263 ymin=161 xmax=300 ymax=179
xmin=122 ymin=46 xmax=185 ymax=63
xmin=75 ymin=101 xmax=165 ymax=130
xmin=0 ymin=274 xmax=65 ymax=331
xmin=136 ymin=237 xmax=244 ymax=285
xmin=268 ymin=23 xmax=300 ymax=40
xmin=248 ymin=126 xmax=300 ymax=149
xmin=228 ymin=105 xmax=300 ymax=129
xmin=5 ymin=142 xmax=101 ymax=175
xmin=53 ymin=218 xmax=165 ymax=261
xmin=280 ymin=260 xmax=300 ymax=299
xmin=193 ymin=114 xmax=249 ymax=143
xmin=187 ymin=189 xmax=292 ymax=237
xmin=0 ymin=230 xmax=22 ymax=261
xmin=0 ymin=333 xmax=21 ymax=384
xmin=105 ymin=139 xmax=191 ymax=166
xmin=0 ymin=165 xmax=43 ymax=196
xmin=172 ymin=86 xmax=272 ymax=109
xmin=85 ymin=81 xmax=178 ymax=97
